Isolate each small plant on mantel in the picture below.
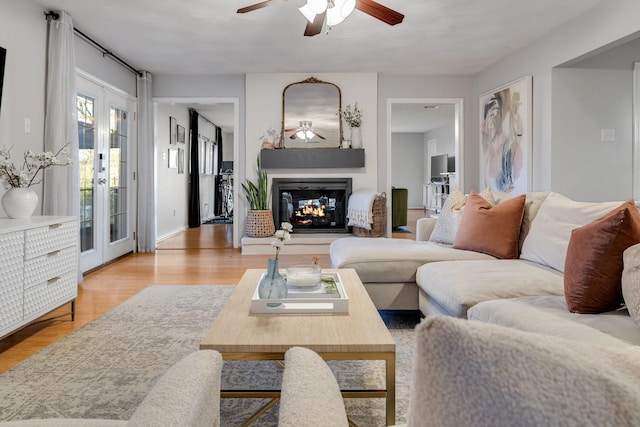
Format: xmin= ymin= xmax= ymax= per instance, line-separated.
xmin=241 ymin=156 xmax=270 ymax=210
xmin=342 ymin=103 xmax=362 ymax=128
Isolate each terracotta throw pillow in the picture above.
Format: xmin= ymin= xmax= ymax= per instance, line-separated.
xmin=564 ymin=200 xmax=640 ymax=314
xmin=452 ymin=192 xmax=526 ymax=259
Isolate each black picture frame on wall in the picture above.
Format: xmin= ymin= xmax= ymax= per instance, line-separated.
xmin=177 ymin=125 xmax=185 ymax=143
xmin=0 ymin=47 xmax=6 ymax=111
xmin=170 ymin=116 xmax=177 ymax=144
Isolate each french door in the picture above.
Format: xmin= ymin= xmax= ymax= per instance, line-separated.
xmin=77 ymin=76 xmax=136 ymax=272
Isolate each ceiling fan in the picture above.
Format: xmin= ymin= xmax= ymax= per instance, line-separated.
xmin=237 ymin=0 xmax=404 ymax=37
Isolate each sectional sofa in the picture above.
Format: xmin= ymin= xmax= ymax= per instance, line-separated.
xmin=330 ymin=190 xmax=640 ymax=347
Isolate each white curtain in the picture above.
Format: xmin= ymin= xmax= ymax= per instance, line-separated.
xmin=136 ymin=71 xmax=156 ymax=252
xmin=43 ymin=11 xmax=82 ymax=283
xmin=43 ymin=11 xmax=79 ymax=218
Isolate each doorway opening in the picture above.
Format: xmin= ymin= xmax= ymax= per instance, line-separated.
xmin=386 ymin=98 xmax=464 ymax=235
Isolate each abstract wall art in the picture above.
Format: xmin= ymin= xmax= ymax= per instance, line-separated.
xmin=479 ymin=76 xmax=532 ymax=194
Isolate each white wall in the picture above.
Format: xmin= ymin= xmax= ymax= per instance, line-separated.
xmin=553 ymin=67 xmax=633 ymax=201
xmin=0 ymin=0 xmax=48 ymax=214
xmin=75 ymin=37 xmax=136 ymax=96
xmin=391 ymin=133 xmax=424 ymax=208
xmin=426 ymin=123 xmax=456 ymax=159
xmin=244 ymin=73 xmax=378 ymax=233
xmin=473 ymin=0 xmax=640 ymax=198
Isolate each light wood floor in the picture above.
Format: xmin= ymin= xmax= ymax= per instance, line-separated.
xmin=0 ymin=210 xmax=428 ymax=374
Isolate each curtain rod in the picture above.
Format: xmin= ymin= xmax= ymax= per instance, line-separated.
xmin=45 ymin=11 xmax=142 ymax=77
xmin=189 ymin=108 xmax=218 ymax=129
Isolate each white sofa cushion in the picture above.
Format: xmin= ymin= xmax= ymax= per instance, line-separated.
xmin=622 ymin=243 xmax=640 ymax=327
xmin=330 ymin=237 xmax=494 ymax=284
xmin=409 ymin=316 xmax=640 ymax=427
xmin=416 ymin=259 xmax=564 ymax=318
xmin=520 ymin=192 xmax=622 ymax=272
xmin=468 ymin=296 xmax=640 ymax=347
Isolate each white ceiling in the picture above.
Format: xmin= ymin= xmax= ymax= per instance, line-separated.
xmin=34 ymin=0 xmax=607 ymax=76
xmin=391 ymin=103 xmax=455 ymax=133
xmin=33 ymin=0 xmax=608 ymax=133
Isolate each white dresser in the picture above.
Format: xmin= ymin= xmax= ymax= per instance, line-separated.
xmin=0 ymin=216 xmax=78 ymax=339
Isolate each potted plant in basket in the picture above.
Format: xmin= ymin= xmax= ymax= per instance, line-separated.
xmin=241 ymin=156 xmax=275 ymax=237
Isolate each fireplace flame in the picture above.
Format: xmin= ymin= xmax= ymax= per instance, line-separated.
xmin=292 ymin=202 xmax=329 ymax=226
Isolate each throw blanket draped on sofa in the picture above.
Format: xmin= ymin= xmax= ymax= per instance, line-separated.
xmin=347 ymin=189 xmax=378 ymax=230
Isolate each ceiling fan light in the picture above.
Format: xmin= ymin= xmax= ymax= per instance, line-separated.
xmin=326 ymin=6 xmax=345 ymax=26
xmin=340 ymin=0 xmax=355 ymax=18
xmin=307 ymin=0 xmax=328 ymax=14
xmin=298 ymin=5 xmax=316 ymax=23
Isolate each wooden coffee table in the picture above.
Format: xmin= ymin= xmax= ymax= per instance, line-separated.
xmin=200 ymin=268 xmax=396 ymax=426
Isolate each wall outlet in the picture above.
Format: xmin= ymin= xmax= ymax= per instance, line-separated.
xmin=601 ymin=128 xmax=615 ymax=142
xmin=24 ymin=118 xmax=31 ymax=134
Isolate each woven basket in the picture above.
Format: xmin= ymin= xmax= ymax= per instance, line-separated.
xmin=245 ymin=210 xmax=275 ymax=238
xmin=352 ymin=193 xmax=387 ymax=237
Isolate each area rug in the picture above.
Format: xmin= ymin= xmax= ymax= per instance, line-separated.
xmin=0 ymin=285 xmax=419 ymax=426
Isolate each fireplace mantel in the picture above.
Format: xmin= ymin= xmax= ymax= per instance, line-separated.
xmin=260 ymin=148 xmax=364 ymax=169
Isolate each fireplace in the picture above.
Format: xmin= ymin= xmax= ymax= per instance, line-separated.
xmin=272 ymin=178 xmax=352 ymax=234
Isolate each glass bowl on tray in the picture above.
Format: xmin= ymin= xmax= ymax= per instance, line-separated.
xmin=286 ymin=264 xmax=322 ymax=287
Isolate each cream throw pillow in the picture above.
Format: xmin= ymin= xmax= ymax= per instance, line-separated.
xmin=622 ymin=243 xmax=640 ymax=327
xmin=520 ymin=192 xmax=623 ymax=272
xmin=429 ymin=188 xmax=495 ymax=245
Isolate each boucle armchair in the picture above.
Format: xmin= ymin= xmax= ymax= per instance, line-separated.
xmin=280 ymin=318 xmax=640 ymax=427
xmin=278 ymin=347 xmax=349 ymax=427
xmin=0 ymin=350 xmax=223 ymax=427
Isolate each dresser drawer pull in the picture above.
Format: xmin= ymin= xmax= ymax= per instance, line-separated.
xmin=48 ymin=250 xmax=61 ymax=257
xmin=47 ymin=277 xmax=61 ymax=284
xmin=49 ymin=223 xmax=62 ymax=229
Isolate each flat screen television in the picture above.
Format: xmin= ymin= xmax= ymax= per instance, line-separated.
xmin=430 ymin=154 xmax=448 ymax=183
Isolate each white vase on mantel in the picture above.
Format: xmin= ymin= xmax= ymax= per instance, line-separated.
xmin=350 ymin=126 xmax=362 ymax=149
xmin=1 ymin=187 xmax=38 ymax=219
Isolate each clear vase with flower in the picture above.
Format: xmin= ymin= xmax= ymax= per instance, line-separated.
xmin=258 ymin=222 xmax=293 ymax=307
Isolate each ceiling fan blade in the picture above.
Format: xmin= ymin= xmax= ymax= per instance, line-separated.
xmin=355 ymin=0 xmax=404 ymax=25
xmin=237 ymin=0 xmax=281 ymax=14
xmin=304 ymin=12 xmax=326 ymax=36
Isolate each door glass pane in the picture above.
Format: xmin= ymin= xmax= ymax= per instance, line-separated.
xmin=77 ymin=93 xmax=95 ymax=252
xmin=109 ymin=107 xmax=127 ymax=243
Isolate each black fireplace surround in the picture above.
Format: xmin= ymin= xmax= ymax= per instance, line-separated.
xmin=272 ymin=178 xmax=352 ymax=233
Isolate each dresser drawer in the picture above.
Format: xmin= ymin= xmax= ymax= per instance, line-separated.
xmin=23 ymin=270 xmax=77 ymax=318
xmin=24 ymin=220 xmax=78 ymax=260
xmin=0 ymin=230 xmax=25 ymax=333
xmin=24 ymin=245 xmax=77 ymax=289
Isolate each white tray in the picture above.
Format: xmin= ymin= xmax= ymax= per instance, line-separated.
xmin=250 ymin=272 xmax=349 ymax=313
